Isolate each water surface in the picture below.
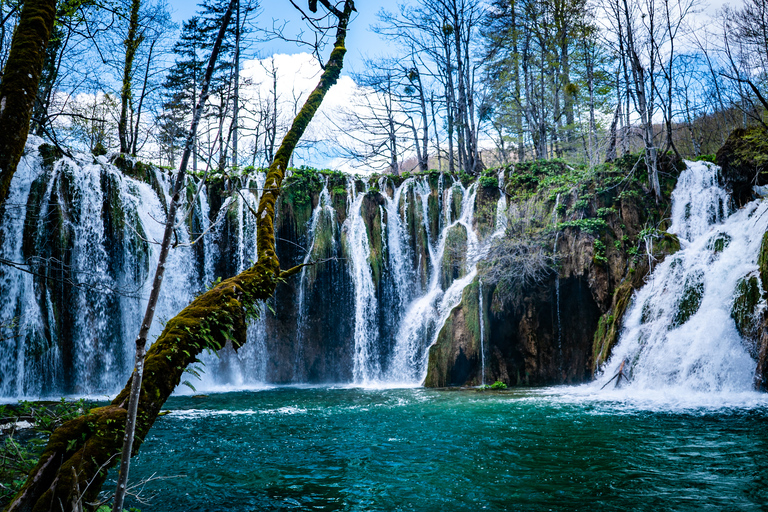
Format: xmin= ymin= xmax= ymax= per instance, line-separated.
xmin=119 ymin=387 xmax=768 ymax=511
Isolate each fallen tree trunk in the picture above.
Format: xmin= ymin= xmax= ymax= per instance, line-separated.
xmin=5 ymin=2 xmax=355 ymax=510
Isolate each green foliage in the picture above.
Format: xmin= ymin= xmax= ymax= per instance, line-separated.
xmin=571 ymin=198 xmax=590 ymax=213
xmin=695 ymin=154 xmax=716 ymax=163
xmin=557 ymin=218 xmax=608 ymax=235
xmin=597 ymin=207 xmax=617 ymax=218
xmin=593 ymin=239 xmax=608 ymax=266
xmin=284 ymin=166 xmax=323 ymax=208
xmin=0 ymin=399 xmax=90 ymax=507
xmin=480 ymin=381 xmax=508 ymax=390
xmin=479 ymin=175 xmax=499 ymax=188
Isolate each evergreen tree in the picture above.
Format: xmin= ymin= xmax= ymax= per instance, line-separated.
xmin=159 ymin=16 xmax=204 ymax=168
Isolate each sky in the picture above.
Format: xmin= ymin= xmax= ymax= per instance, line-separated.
xmin=166 ymin=0 xmax=389 ymax=75
xmin=162 ymin=1 xmax=408 ymax=170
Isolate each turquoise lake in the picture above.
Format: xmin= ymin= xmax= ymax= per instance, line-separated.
xmin=118 ymin=387 xmax=768 ymax=511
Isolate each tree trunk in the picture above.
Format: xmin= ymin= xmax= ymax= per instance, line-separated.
xmin=233 ymin=0 xmax=240 ymax=167
xmin=119 ymin=0 xmax=142 ymax=154
xmin=112 ymin=2 xmax=237 ymax=511
xmin=131 ymin=39 xmax=156 ymax=156
xmin=0 ymin=0 xmax=57 ymax=213
xmin=5 ymin=3 xmax=356 ymax=511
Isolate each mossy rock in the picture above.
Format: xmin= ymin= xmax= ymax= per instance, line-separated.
xmin=361 ymin=192 xmax=386 ymax=287
xmin=671 ymin=270 xmax=705 ymax=328
xmin=474 ymin=182 xmax=500 ymax=239
xmin=441 ymin=223 xmax=467 ymax=289
xmin=657 ymin=232 xmax=681 ymax=255
xmin=731 ymin=273 xmax=762 ymax=346
xmin=759 ymin=230 xmax=768 ymax=294
xmin=593 ymin=280 xmax=637 ymax=371
xmin=706 ymin=232 xmax=731 ymax=253
xmin=450 ymin=185 xmax=463 ymax=223
xmin=38 ymin=143 xmax=62 ymax=170
xmin=716 ymin=126 xmax=768 ymax=205
xmin=425 ymin=278 xmax=483 ymax=387
xmin=427 ymin=191 xmax=440 ymax=242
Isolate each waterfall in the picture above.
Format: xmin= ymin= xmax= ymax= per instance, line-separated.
xmin=380 ymin=177 xmax=416 ymax=324
xmin=293 ymin=178 xmax=335 ymax=381
xmin=598 ymin=161 xmax=767 ymax=394
xmin=386 ymin=181 xmax=481 ymax=384
xmin=494 ymin=169 xmax=508 ymax=237
xmin=196 ymin=174 xmax=268 ymax=391
xmin=0 ymin=144 xmax=52 ymax=397
xmin=552 ymin=193 xmax=563 ymax=363
xmin=343 ymin=181 xmax=381 ymax=384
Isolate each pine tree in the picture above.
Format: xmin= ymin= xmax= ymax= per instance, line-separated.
xmin=159 ymin=16 xmax=204 ymax=168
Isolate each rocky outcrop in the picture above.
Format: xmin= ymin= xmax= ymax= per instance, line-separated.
xmin=424 ymin=157 xmax=683 ymax=387
xmin=716 ymin=126 xmax=768 ymax=206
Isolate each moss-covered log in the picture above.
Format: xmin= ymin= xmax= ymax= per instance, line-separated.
xmin=0 ymin=0 xmax=57 ymax=212
xmin=5 ymin=2 xmax=356 ymax=511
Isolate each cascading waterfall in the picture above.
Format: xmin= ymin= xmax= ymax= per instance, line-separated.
xmin=343 ymin=181 xmax=381 ymax=384
xmin=292 ymin=178 xmax=336 ymax=381
xmin=380 ymin=177 xmax=415 ymax=316
xmin=386 ymin=180 xmax=481 ymax=384
xmin=598 ymin=161 xmax=767 ymax=394
xmin=0 ymin=146 xmax=200 ymax=397
xmin=4 ymin=140 xmax=673 ymax=397
xmin=0 ymin=145 xmax=55 ymax=397
xmin=197 ymin=174 xmax=269 ymax=390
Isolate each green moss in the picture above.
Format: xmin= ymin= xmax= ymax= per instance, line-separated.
xmin=758 ymin=231 xmax=768 ymax=293
xmin=592 ymin=281 xmax=635 ymax=371
xmin=658 ymin=233 xmax=681 ymax=255
xmin=0 ymin=0 xmax=57 ymax=211
xmin=441 ymin=223 xmax=468 ymax=289
xmin=731 ymin=274 xmax=762 ymax=342
xmin=707 ymin=233 xmax=732 ymax=253
xmin=671 ymin=270 xmax=705 ymax=328
xmin=451 ymin=185 xmax=463 ymax=222
xmin=474 ymin=183 xmax=499 ymax=239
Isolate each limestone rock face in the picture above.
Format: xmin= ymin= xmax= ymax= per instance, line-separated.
xmin=424 ymin=159 xmax=681 ymax=388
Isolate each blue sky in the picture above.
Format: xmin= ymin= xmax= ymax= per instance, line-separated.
xmin=165 ymin=0 xmax=387 ymax=73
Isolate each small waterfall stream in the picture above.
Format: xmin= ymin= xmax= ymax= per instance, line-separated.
xmin=598 ymin=161 xmax=768 ymax=394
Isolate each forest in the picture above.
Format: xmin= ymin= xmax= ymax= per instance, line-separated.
xmin=0 ymin=0 xmax=768 ymax=510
